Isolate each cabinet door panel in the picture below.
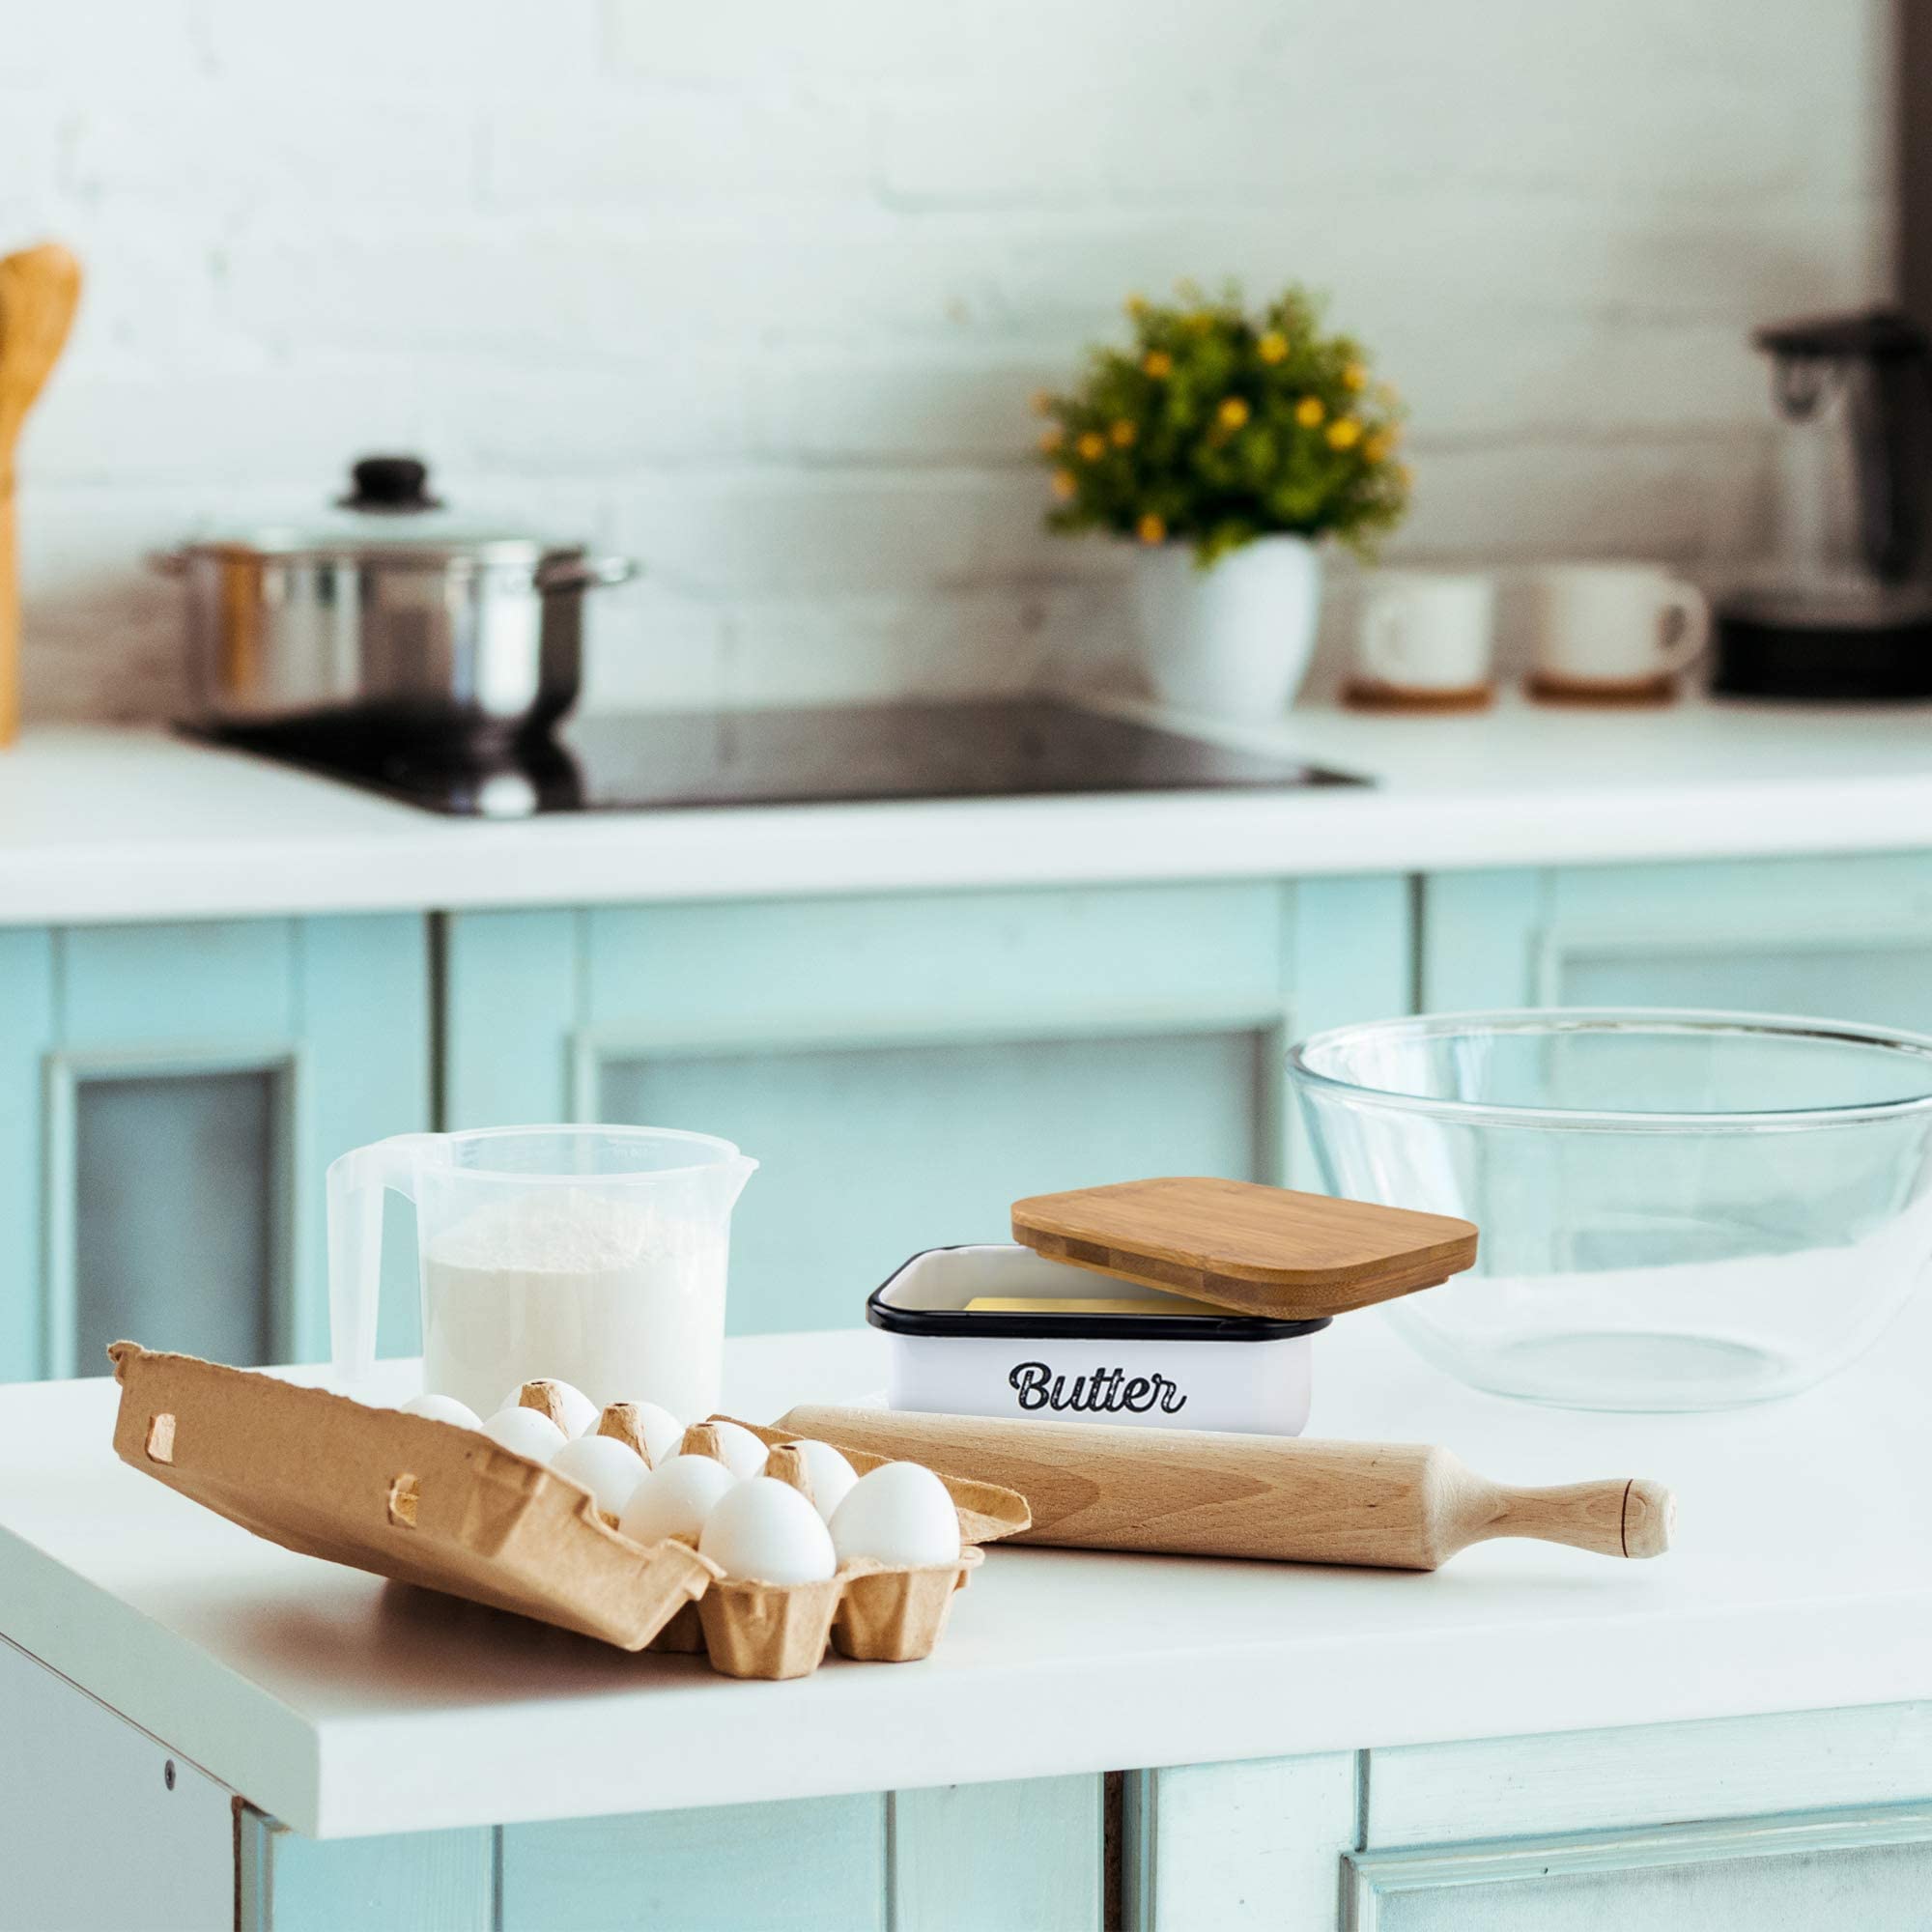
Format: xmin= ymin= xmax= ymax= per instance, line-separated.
xmin=73 ymin=1066 xmax=282 ymax=1371
xmin=1126 ymin=1754 xmax=1357 ymax=1931
xmin=3 ymin=1635 xmax=237 ymax=1932
xmin=1367 ymin=1701 xmax=1932 ymax=1847
xmin=0 ymin=916 xmax=430 ymax=1380
xmin=0 ymin=929 xmax=55 ymax=1377
xmin=1349 ymin=1804 xmax=1932 ymax=1932
xmin=892 ymin=1776 xmax=1103 ymax=1932
xmin=1423 ymin=856 xmax=1932 ymax=1028
xmin=446 ymin=878 xmax=1413 ymax=1337
xmin=601 ymin=1027 xmax=1265 ymax=1332
xmin=499 ymin=1794 xmax=885 ymax=1932
xmin=237 ymin=1813 xmax=491 ymax=1932
xmin=1362 ymin=1844 xmax=1932 ymax=1931
xmin=1563 ymin=940 xmax=1932 ymax=1028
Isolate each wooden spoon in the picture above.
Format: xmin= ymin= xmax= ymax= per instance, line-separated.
xmin=0 ymin=242 xmax=83 ymax=748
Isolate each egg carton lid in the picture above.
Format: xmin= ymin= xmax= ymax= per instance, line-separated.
xmin=108 ymin=1343 xmax=714 ymax=1650
xmin=1009 ymin=1177 xmax=1478 ymax=1320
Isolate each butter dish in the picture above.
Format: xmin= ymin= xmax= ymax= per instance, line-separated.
xmin=869 ymin=1179 xmax=1478 ymax=1437
xmin=867 ymin=1243 xmax=1330 ymax=1435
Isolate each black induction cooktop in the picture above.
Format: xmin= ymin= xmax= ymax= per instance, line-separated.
xmin=199 ymin=700 xmax=1366 ymax=817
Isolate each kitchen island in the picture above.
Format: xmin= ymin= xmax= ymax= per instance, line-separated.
xmin=5 ymin=1308 xmax=1931 ymax=1929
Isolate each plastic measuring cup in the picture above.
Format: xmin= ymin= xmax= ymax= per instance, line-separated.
xmin=327 ymin=1125 xmax=756 ymax=1420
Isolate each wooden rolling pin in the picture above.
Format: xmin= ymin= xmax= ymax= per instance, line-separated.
xmin=0 ymin=242 xmax=82 ymax=748
xmin=776 ymin=1406 xmax=1674 ymax=1571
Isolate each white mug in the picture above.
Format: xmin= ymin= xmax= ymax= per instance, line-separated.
xmin=1529 ymin=564 xmax=1710 ymax=691
xmin=1355 ymin=571 xmax=1496 ymax=694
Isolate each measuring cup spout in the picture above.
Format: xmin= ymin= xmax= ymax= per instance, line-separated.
xmin=326 ymin=1132 xmax=445 ymax=1390
xmin=708 ymin=1152 xmax=759 ymax=1219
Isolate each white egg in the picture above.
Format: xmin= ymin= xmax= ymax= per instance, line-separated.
xmin=619 ymin=1455 xmax=739 ymax=1546
xmin=551 ymin=1435 xmax=648 ymax=1518
xmin=611 ymin=1399 xmax=683 ymax=1464
xmin=481 ymin=1406 xmax=568 ymax=1463
xmin=830 ymin=1462 xmax=961 ymax=1568
xmin=708 ymin=1419 xmax=770 ymax=1480
xmin=788 ymin=1438 xmax=859 ymax=1521
xmin=698 ymin=1476 xmax=838 ymax=1584
xmin=498 ymin=1378 xmax=600 ymax=1438
xmin=401 ymin=1393 xmax=482 ymax=1429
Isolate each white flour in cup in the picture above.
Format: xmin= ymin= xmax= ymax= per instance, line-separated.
xmin=421 ymin=1188 xmax=727 ymax=1422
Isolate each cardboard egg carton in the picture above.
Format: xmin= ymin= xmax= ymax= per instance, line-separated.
xmin=669 ymin=1421 xmax=1018 ymax=1680
xmin=105 ymin=1347 xmax=1027 ymax=1684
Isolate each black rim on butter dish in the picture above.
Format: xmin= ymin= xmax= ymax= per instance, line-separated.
xmin=867 ymin=1248 xmax=1332 ymax=1343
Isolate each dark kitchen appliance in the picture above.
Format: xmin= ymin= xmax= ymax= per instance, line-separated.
xmin=1714 ymin=308 xmax=1932 ymax=699
xmin=197 ymin=698 xmax=1366 ymax=817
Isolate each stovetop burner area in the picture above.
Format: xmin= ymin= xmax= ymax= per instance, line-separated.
xmin=196 ymin=700 xmax=1368 ymax=817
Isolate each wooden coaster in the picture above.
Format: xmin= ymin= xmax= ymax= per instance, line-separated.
xmin=1527 ymin=670 xmax=1678 ymax=707
xmin=1343 ymin=677 xmax=1494 ymax=714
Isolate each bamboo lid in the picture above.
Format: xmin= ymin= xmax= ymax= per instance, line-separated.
xmin=1010 ymin=1176 xmax=1478 ymax=1319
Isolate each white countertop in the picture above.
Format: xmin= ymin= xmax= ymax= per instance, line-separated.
xmin=8 ymin=696 xmax=1932 ymax=924
xmin=5 ymin=1310 xmax=1930 ymax=1839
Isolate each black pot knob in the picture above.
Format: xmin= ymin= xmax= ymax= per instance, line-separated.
xmin=341 ymin=456 xmax=441 ymax=512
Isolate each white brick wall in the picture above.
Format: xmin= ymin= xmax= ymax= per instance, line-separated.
xmin=1 ymin=0 xmax=1893 ymax=723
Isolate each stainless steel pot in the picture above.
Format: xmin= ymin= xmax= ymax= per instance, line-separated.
xmin=153 ymin=457 xmax=637 ymax=745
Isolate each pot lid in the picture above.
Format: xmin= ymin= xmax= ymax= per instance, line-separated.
xmin=1009 ymin=1176 xmax=1478 ymax=1320
xmin=172 ymin=456 xmax=583 ymax=566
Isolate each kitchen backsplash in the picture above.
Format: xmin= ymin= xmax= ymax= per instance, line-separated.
xmin=1 ymin=0 xmax=1891 ymax=722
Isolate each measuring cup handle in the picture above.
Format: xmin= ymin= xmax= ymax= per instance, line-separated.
xmin=326 ymin=1133 xmax=440 ymax=1390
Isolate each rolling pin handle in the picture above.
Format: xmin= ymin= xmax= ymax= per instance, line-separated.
xmin=1479 ymin=1475 xmax=1677 ymax=1560
xmin=1621 ymin=1477 xmax=1676 ymax=1559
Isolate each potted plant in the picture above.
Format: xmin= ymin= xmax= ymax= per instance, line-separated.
xmin=1036 ymin=283 xmax=1409 ymax=719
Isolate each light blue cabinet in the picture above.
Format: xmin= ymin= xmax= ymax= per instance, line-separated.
xmin=228 ymin=1706 xmax=1932 ymax=1930
xmin=442 ymin=878 xmax=1412 ymax=1333
xmin=1344 ymin=1805 xmax=1932 ymax=1931
xmin=236 ymin=1776 xmax=1104 ymax=1932
xmin=15 ymin=852 xmax=1932 ymax=1379
xmin=0 ymin=916 xmax=430 ymax=1381
xmin=1423 ymin=853 xmax=1932 ymax=1024
xmin=1128 ymin=1703 xmax=1932 ymax=1931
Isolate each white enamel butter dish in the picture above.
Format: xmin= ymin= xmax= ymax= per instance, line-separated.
xmin=867 ymin=1243 xmax=1330 ymax=1436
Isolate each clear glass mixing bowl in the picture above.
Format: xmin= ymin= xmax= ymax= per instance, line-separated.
xmin=1288 ymin=1009 xmax=1932 ymax=1410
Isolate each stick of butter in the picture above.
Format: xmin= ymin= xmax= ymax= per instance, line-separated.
xmin=962 ymin=1294 xmax=1230 ymax=1317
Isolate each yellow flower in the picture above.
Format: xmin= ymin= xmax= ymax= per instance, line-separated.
xmin=1258 ymin=331 xmax=1289 ymax=364
xmin=1110 ymin=418 xmax=1137 ymax=447
xmin=1342 ymin=362 xmax=1368 ymax=392
xmin=1050 ymin=469 xmax=1078 ymax=500
xmin=1143 ymin=350 xmax=1173 ymax=379
xmin=1294 ymin=395 xmax=1325 ymax=428
xmin=1038 ymin=425 xmax=1064 ymax=454
xmin=1362 ymin=432 xmax=1391 ymax=464
xmin=1125 ymin=292 xmax=1148 ymax=317
xmin=1076 ymin=431 xmax=1107 ymax=461
xmin=1326 ymin=417 xmax=1362 ymax=449
xmin=1031 ymin=388 xmax=1054 ymax=416
xmin=1217 ymin=396 xmax=1251 ymax=431
xmin=1137 ymin=512 xmax=1167 ymax=545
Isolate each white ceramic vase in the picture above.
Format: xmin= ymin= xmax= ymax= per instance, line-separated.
xmin=1132 ymin=533 xmax=1322 ymax=720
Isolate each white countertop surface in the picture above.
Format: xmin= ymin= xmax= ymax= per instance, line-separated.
xmin=8 ymin=696 xmax=1932 ymax=924
xmin=4 ymin=1311 xmax=1929 ymax=1839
